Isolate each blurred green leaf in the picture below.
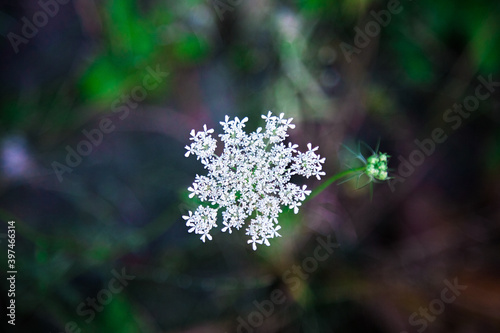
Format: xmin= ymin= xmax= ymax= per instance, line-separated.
xmin=79 ymin=56 xmax=127 ymax=103
xmin=174 ymin=34 xmax=210 ymax=63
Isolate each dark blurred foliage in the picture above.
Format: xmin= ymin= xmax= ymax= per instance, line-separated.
xmin=0 ymin=0 xmax=499 ymax=332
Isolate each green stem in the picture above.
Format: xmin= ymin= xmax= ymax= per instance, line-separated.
xmin=306 ymin=166 xmax=365 ymax=202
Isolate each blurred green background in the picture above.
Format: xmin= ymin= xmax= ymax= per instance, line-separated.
xmin=1 ymin=0 xmax=500 ymax=332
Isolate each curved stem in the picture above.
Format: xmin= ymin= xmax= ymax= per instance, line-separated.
xmin=306 ymin=166 xmax=365 ymax=203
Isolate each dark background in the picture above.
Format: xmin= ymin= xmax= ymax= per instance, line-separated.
xmin=0 ymin=0 xmax=499 ymax=332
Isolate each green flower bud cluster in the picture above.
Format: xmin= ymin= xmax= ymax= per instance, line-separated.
xmin=365 ymin=153 xmax=389 ymax=181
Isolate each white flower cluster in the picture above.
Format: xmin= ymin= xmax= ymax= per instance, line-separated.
xmin=183 ymin=112 xmax=326 ymax=250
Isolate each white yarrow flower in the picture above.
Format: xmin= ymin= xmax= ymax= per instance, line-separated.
xmin=184 ymin=112 xmax=325 ymax=250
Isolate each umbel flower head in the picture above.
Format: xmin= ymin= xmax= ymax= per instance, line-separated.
xmin=365 ymin=153 xmax=389 ymax=181
xmin=340 ymin=141 xmax=391 ymax=190
xmin=183 ymin=112 xmax=326 ymax=250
